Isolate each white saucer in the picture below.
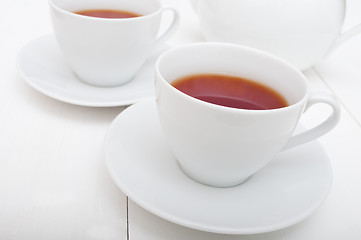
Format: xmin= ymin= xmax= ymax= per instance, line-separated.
xmin=16 ymin=34 xmax=169 ymax=107
xmin=104 ymin=99 xmax=332 ymax=234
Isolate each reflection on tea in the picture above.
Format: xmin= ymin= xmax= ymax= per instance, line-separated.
xmin=171 ymin=74 xmax=288 ymax=110
xmin=74 ymin=9 xmax=141 ymax=18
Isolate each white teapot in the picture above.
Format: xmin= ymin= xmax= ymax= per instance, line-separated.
xmin=191 ymin=0 xmax=361 ymax=70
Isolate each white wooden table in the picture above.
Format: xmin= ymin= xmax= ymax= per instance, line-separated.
xmin=1 ymin=0 xmax=360 ymax=239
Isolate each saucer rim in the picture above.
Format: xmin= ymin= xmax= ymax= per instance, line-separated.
xmin=16 ymin=33 xmax=163 ymax=107
xmin=104 ymin=98 xmax=332 ymax=235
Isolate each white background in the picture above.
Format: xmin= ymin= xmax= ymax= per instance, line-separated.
xmin=1 ymin=0 xmax=361 ymax=239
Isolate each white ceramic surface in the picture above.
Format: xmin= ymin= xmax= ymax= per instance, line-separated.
xmin=155 ymin=43 xmax=340 ymax=187
xmin=49 ymin=0 xmax=179 ymax=86
xmin=104 ymin=99 xmax=332 ymax=235
xmin=192 ymin=0 xmax=361 ymax=70
xmin=16 ymin=34 xmax=169 ymax=107
xmin=3 ymin=0 xmax=361 ymax=239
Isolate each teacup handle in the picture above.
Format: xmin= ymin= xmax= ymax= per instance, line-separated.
xmin=282 ymin=91 xmax=341 ymax=150
xmin=154 ymin=7 xmax=180 ymax=47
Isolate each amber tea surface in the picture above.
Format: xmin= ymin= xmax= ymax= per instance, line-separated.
xmin=74 ymin=9 xmax=141 ymax=18
xmin=171 ymin=74 xmax=288 ymax=110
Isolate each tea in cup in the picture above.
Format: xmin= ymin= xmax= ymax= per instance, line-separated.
xmin=155 ymin=42 xmax=340 ymax=187
xmin=49 ymin=0 xmax=179 ymax=87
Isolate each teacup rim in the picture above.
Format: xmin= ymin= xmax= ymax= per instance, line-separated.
xmin=48 ymin=0 xmax=163 ymax=22
xmin=155 ymin=42 xmax=309 ymax=114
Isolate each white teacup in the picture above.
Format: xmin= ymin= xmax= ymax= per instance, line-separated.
xmin=191 ymin=0 xmax=361 ymax=70
xmin=49 ymin=0 xmax=179 ymax=87
xmin=155 ymin=43 xmax=340 ymax=188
